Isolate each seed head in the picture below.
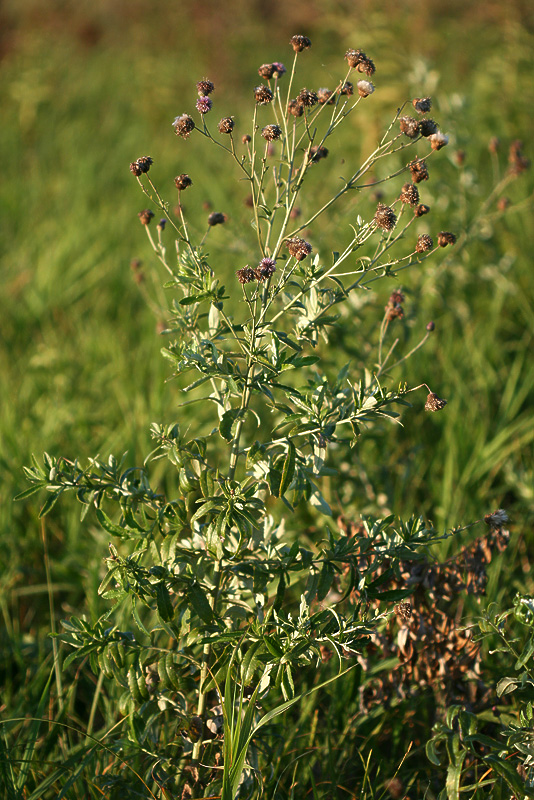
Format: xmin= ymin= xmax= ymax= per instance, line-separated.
xmin=208 ymin=212 xmax=227 ymax=226
xmin=172 ymin=114 xmax=195 ymax=138
xmin=416 ymin=233 xmax=434 ymax=252
xmin=438 ymin=231 xmax=457 ymax=247
xmin=130 ymin=161 xmax=143 ymax=177
xmin=174 ymin=173 xmax=192 ymax=190
xmin=419 ymin=118 xmax=439 ymax=137
xmin=138 ymin=209 xmax=155 ymax=225
xmin=415 ymin=203 xmax=430 ymax=217
xmin=339 ymin=80 xmax=354 ymax=96
xmin=484 ymin=509 xmax=509 ymax=529
xmin=374 ymin=203 xmax=397 ymax=231
xmin=288 ymin=99 xmax=304 ymax=117
xmin=309 ymin=145 xmax=329 ymax=163
xmin=254 ymin=85 xmax=273 ymax=105
xmin=286 ymin=237 xmax=312 ymax=261
xmin=272 ymin=62 xmax=286 ymax=77
xmin=218 ymin=117 xmax=235 ymax=134
xmin=258 ymin=63 xmax=275 ymax=79
xmin=399 ymin=116 xmax=420 ymax=139
xmin=429 ymin=132 xmax=449 ymax=150
xmin=385 ymin=302 xmax=404 ymax=321
xmin=242 ymin=134 xmax=251 ymax=143
xmin=297 ymin=88 xmax=318 ymax=107
xmin=408 ymin=158 xmax=429 ymax=183
xmin=357 ymin=80 xmax=374 ymax=98
xmin=508 ymin=140 xmax=530 ymax=175
xmin=196 ymin=79 xmax=214 ymax=96
xmin=426 ymin=321 xmax=435 ymax=331
xmin=395 ymin=601 xmax=412 ymax=621
xmin=262 ymin=124 xmax=282 ymax=142
xmin=317 ymin=87 xmax=335 ymax=105
xmin=345 ymin=48 xmax=375 ymax=76
xmin=130 ymin=156 xmax=153 ymax=176
xmin=255 ymin=257 xmax=277 ymax=281
xmin=412 ymin=96 xmax=432 ymax=114
xmin=236 ymin=267 xmax=256 ymax=284
xmin=425 ymin=392 xmax=447 ymax=412
xmin=196 ymin=96 xmax=212 ymax=114
xmin=400 ymin=183 xmax=420 ymax=206
xmin=290 ymin=34 xmax=311 ymax=52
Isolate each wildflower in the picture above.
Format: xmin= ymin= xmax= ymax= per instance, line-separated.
xmin=374 ymin=203 xmax=397 ymax=231
xmin=426 ymin=321 xmax=436 ymax=331
xmin=236 ymin=267 xmax=256 ymax=284
xmin=208 ymin=212 xmax=227 ymax=226
xmin=419 ymin=118 xmax=439 ymax=137
xmin=416 ymin=234 xmax=433 ymax=252
xmin=389 ymin=290 xmax=405 ymax=305
xmin=488 ymin=136 xmax=500 ymax=154
xmin=242 ymin=134 xmax=251 ymax=143
xmin=196 ymin=79 xmax=214 ymax=96
xmin=357 ymin=80 xmax=374 ymax=98
xmin=429 ymin=132 xmax=449 ymax=151
xmin=400 ymin=183 xmax=420 ymax=206
xmin=258 ymin=63 xmax=275 ymax=79
xmin=272 ymin=62 xmax=286 ymax=77
xmin=309 ymin=145 xmax=329 ymax=163
xmin=255 ymin=257 xmax=277 ymax=281
xmin=345 ymin=48 xmax=375 ymax=76
xmin=286 ymin=237 xmax=312 ymax=261
xmin=254 ymin=85 xmax=273 ymax=105
xmin=218 ymin=117 xmax=235 ymax=134
xmin=174 ymin=173 xmax=192 ymax=190
xmin=297 ymin=88 xmax=318 ymax=107
xmin=340 ymin=81 xmax=354 ymax=96
xmin=425 ymin=392 xmax=447 ymax=411
xmin=509 ymin=140 xmax=530 ymax=175
xmin=386 ymin=302 xmax=404 ymax=321
xmin=408 ymin=158 xmax=429 ymax=183
xmin=412 ymin=96 xmax=432 ymax=114
xmin=196 ymin=96 xmax=212 ymax=114
xmin=130 ymin=156 xmax=153 ymax=176
xmin=290 ymin=34 xmax=311 ymax=52
xmin=157 ymin=219 xmax=166 ymax=230
xmin=415 ymin=203 xmax=430 ymax=217
xmin=130 ymin=161 xmax=143 ymax=177
xmin=484 ymin=509 xmax=509 ymax=529
xmin=262 ymin=124 xmax=282 ymax=142
xmin=395 ymin=601 xmax=412 ymax=621
xmin=172 ymin=114 xmax=195 ymax=138
xmin=138 ymin=209 xmax=155 ymax=225
xmin=399 ymin=116 xmax=420 ymax=138
xmin=317 ymin=87 xmax=335 ymax=104
xmin=438 ymin=231 xmax=457 ymax=247
xmin=288 ymin=99 xmax=304 ymax=117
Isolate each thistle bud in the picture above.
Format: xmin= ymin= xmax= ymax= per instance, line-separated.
xmin=196 ymin=96 xmax=212 ymax=114
xmin=196 ymin=79 xmax=214 ymax=96
xmin=208 ymin=212 xmax=227 ymax=226
xmin=297 ymin=88 xmax=318 ymax=107
xmin=400 ymin=183 xmax=420 ymax=206
xmin=130 ymin=161 xmax=143 ymax=177
xmin=258 ymin=63 xmax=275 ymax=79
xmin=357 ymin=80 xmax=374 ymax=98
xmin=133 ymin=156 xmax=153 ymax=175
xmin=255 ymin=257 xmax=277 ymax=281
xmin=236 ymin=267 xmax=256 ymax=284
xmin=408 ymin=158 xmax=429 ymax=183
xmin=412 ymin=97 xmax=432 ymax=114
xmin=262 ymin=124 xmax=282 ymax=142
xmin=426 ymin=321 xmax=435 ymax=331
xmin=272 ymin=62 xmax=286 ymax=77
xmin=242 ymin=134 xmax=252 ymax=143
xmin=290 ymin=34 xmax=311 ymax=52
xmin=288 ymin=99 xmax=304 ymax=117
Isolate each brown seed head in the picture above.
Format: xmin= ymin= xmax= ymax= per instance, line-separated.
xmin=339 ymin=80 xmax=354 ymax=96
xmin=415 ymin=203 xmax=430 ymax=217
xmin=374 ymin=203 xmax=397 ymax=231
xmin=272 ymin=62 xmax=286 ymax=77
xmin=408 ymin=158 xmax=429 ymax=183
xmin=242 ymin=134 xmax=252 ymax=144
xmin=438 ymin=231 xmax=457 ymax=247
xmin=258 ymin=63 xmax=275 ymax=79
xmin=290 ymin=34 xmax=311 ymax=52
xmin=412 ymin=96 xmax=432 ymax=114
xmin=389 ymin=290 xmax=405 ymax=305
xmin=254 ymin=85 xmax=274 ymax=105
xmin=419 ymin=118 xmax=439 ymax=137
xmin=287 ymin=237 xmax=312 ymax=261
xmin=172 ymin=114 xmax=195 ymax=138
xmin=508 ymin=140 xmax=530 ymax=175
xmin=130 ymin=161 xmax=143 ymax=177
xmin=345 ymin=48 xmax=375 ymax=76
xmin=425 ymin=392 xmax=447 ymax=411
xmin=484 ymin=509 xmax=509 ymax=529
xmin=357 ymin=80 xmax=374 ymax=97
xmin=218 ymin=117 xmax=235 ymax=134
xmin=395 ymin=601 xmax=412 ymax=621
xmin=262 ymin=124 xmax=282 ymax=142
xmin=208 ymin=212 xmax=227 ymax=226
xmin=236 ymin=267 xmax=256 ymax=285
xmin=309 ymin=145 xmax=329 ymax=163
xmin=385 ymin=303 xmax=404 ymax=321
xmin=255 ymin=257 xmax=277 ymax=281
xmin=287 ymin=99 xmax=304 ymax=117
xmin=416 ymin=233 xmax=434 ymax=252
xmin=196 ymin=79 xmax=214 ymax=96
xmin=135 ymin=156 xmax=153 ymax=174
xmin=174 ymin=173 xmax=192 ymax=190
xmin=317 ymin=87 xmax=335 ymax=104
xmin=297 ymin=88 xmax=318 ymax=107
xmin=400 ymin=183 xmax=420 ymax=206
xmin=138 ymin=209 xmax=155 ymax=225
xmin=429 ymin=132 xmax=449 ymax=150
xmin=399 ymin=116 xmax=420 ymax=138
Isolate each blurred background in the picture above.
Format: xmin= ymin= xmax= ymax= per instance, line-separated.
xmin=1 ymin=0 xmax=533 ymax=736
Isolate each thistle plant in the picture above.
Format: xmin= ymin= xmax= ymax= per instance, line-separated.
xmin=19 ymin=36 xmax=494 ymax=799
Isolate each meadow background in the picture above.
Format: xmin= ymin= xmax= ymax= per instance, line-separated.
xmin=1 ymin=0 xmax=534 ymax=796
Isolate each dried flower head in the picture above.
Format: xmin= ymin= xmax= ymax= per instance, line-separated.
xmin=208 ymin=212 xmax=227 ymax=226
xmin=374 ymin=203 xmax=397 ymax=231
xmin=415 ymin=203 xmax=430 ymax=217
xmin=290 ymin=34 xmax=311 ymax=52
xmin=438 ymin=231 xmax=457 ymax=247
xmin=425 ymin=392 xmax=447 ymax=412
xmin=345 ymin=48 xmax=375 ymax=76
xmin=196 ymin=96 xmax=213 ymax=114
xmin=138 ymin=209 xmax=155 ymax=225
xmin=287 ymin=237 xmax=312 ymax=261
xmin=309 ymin=145 xmax=329 ymax=163
xmin=399 ymin=116 xmax=420 ymax=138
xmin=236 ymin=267 xmax=256 ymax=285
xmin=297 ymin=88 xmax=318 ymax=107
xmin=488 ymin=136 xmax=500 ymax=154
xmin=357 ymin=80 xmax=374 ymax=98
xmin=389 ymin=290 xmax=405 ymax=305
xmin=196 ymin=79 xmax=214 ymax=96
xmin=258 ymin=63 xmax=275 ymax=79
xmin=412 ymin=96 xmax=432 ymax=114
xmin=419 ymin=118 xmax=439 ymax=137
xmin=386 ymin=302 xmax=404 ymax=321
xmin=130 ymin=161 xmax=143 ymax=177
xmin=262 ymin=124 xmax=282 ymax=142
xmin=287 ymin=99 xmax=304 ymax=117
xmin=429 ymin=132 xmax=449 ymax=151
xmin=408 ymin=158 xmax=429 ymax=183
xmin=508 ymin=140 xmax=530 ymax=175
xmin=254 ymin=85 xmax=274 ymax=105
xmin=400 ymin=183 xmax=420 ymax=206
xmin=395 ymin=601 xmax=412 ymax=621
xmin=272 ymin=62 xmax=286 ymax=77
xmin=218 ymin=117 xmax=235 ymax=134
xmin=340 ymin=80 xmax=354 ymax=96
xmin=131 ymin=156 xmax=153 ymax=175
xmin=172 ymin=114 xmax=196 ymax=138
xmin=416 ymin=233 xmax=434 ymax=252
xmin=255 ymin=257 xmax=277 ymax=281
xmin=242 ymin=134 xmax=251 ymax=144
xmin=317 ymin=87 xmax=335 ymax=104
xmin=484 ymin=509 xmax=509 ymax=529
xmin=174 ymin=173 xmax=192 ymax=190
xmin=426 ymin=321 xmax=436 ymax=331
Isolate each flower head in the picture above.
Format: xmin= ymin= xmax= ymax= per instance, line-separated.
xmin=415 ymin=203 xmax=430 ymax=217
xmin=218 ymin=117 xmax=235 ymax=134
xmin=425 ymin=392 xmax=447 ymax=412
xmin=419 ymin=118 xmax=439 ymax=137
xmin=262 ymin=124 xmax=282 ymax=142
xmin=208 ymin=212 xmax=227 ymax=226
xmin=272 ymin=62 xmax=286 ymax=77
xmin=258 ymin=63 xmax=276 ymax=79
xmin=130 ymin=156 xmax=153 ymax=176
xmin=236 ymin=267 xmax=256 ymax=284
xmin=438 ymin=231 xmax=457 ymax=247
xmin=290 ymin=34 xmax=311 ymax=52
xmin=317 ymin=87 xmax=335 ymax=105
xmin=484 ymin=509 xmax=509 ymax=529
xmin=309 ymin=145 xmax=329 ymax=163
xmin=288 ymin=99 xmax=304 ymax=117
xmin=416 ymin=234 xmax=434 ymax=253
xmin=412 ymin=96 xmax=432 ymax=114
xmin=255 ymin=257 xmax=277 ymax=281
xmin=174 ymin=173 xmax=192 ymax=190
xmin=345 ymin=48 xmax=375 ymax=76
xmin=399 ymin=116 xmax=420 ymax=139
xmin=340 ymin=81 xmax=354 ymax=96
xmin=357 ymin=80 xmax=374 ymax=98
xmin=408 ymin=158 xmax=429 ymax=183
xmin=196 ymin=96 xmax=212 ymax=114
xmin=196 ymin=79 xmax=214 ymax=96
xmin=138 ymin=209 xmax=155 ymax=225
xmin=286 ymin=237 xmax=312 ymax=261
xmin=374 ymin=203 xmax=397 ymax=231
xmin=254 ymin=85 xmax=273 ymax=105
xmin=400 ymin=183 xmax=420 ymax=206
xmin=297 ymin=88 xmax=318 ymax=107
xmin=172 ymin=114 xmax=195 ymax=138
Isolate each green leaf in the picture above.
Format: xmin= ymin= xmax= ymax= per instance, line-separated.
xmin=279 ymin=441 xmax=296 ymax=496
xmin=155 ymin=582 xmax=174 ymax=622
xmin=14 ymin=483 xmax=48 ymax=501
xmin=96 ymin=507 xmax=127 ymax=537
xmin=496 ymin=676 xmax=519 ymax=696
xmin=188 ymin=582 xmax=213 ymax=623
xmin=515 ymin=634 xmax=534 ymax=669
xmin=39 ymin=489 xmax=63 ymax=518
xmin=219 ymin=409 xmax=242 ymax=442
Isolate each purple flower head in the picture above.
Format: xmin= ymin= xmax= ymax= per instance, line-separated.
xmin=196 ymin=96 xmax=213 ymax=114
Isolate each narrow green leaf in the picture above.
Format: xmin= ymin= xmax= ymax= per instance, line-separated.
xmin=279 ymin=441 xmax=296 ymax=496
xmin=188 ymin=582 xmax=213 ymax=623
